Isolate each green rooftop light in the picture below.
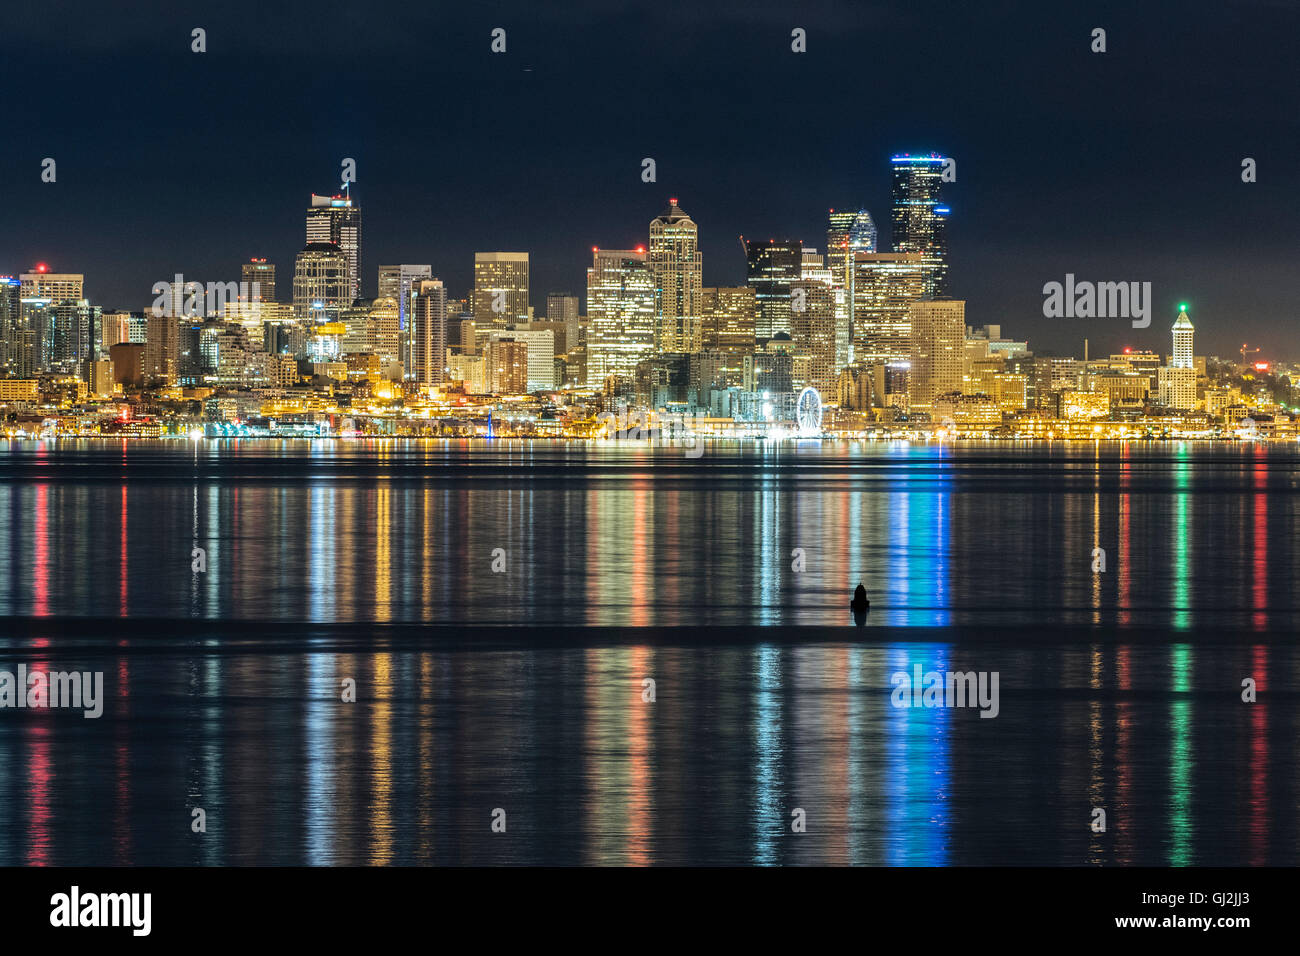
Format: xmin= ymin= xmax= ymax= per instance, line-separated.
xmin=1179 ymin=303 xmax=1188 ymax=311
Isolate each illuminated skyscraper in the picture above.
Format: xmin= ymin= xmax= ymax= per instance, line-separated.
xmin=649 ymin=198 xmax=702 ymax=353
xmin=546 ymin=293 xmax=580 ymax=353
xmin=473 ymin=253 xmax=529 ymax=326
xmin=851 ymin=252 xmax=931 ymax=364
xmin=241 ymin=259 xmax=276 ymax=302
xmin=1171 ymin=304 xmax=1194 ymax=368
xmin=410 ymin=279 xmax=447 ymax=388
xmin=826 ymin=208 xmax=877 ymax=364
xmin=790 ymin=278 xmax=837 ymax=397
xmin=890 ymin=154 xmax=950 ymax=296
xmin=908 ymin=299 xmax=966 ymax=413
xmin=1158 ymin=304 xmax=1197 ymax=409
xmin=293 ymin=244 xmax=350 ymax=324
xmin=586 ymin=248 xmax=655 ymax=388
xmin=742 ymin=239 xmax=802 ymax=340
xmin=19 ymin=266 xmax=83 ymax=304
xmin=306 ymin=194 xmax=361 ymax=300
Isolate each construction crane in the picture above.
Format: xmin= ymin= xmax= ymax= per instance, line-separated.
xmin=1240 ymin=343 xmax=1261 ymax=366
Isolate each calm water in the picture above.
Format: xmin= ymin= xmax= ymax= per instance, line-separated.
xmin=0 ymin=439 xmax=1296 ymax=865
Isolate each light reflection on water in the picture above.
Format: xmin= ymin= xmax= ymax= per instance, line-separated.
xmin=0 ymin=441 xmax=1294 ymax=865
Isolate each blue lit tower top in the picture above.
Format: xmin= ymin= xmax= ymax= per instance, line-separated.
xmin=890 ymin=153 xmax=950 ymax=296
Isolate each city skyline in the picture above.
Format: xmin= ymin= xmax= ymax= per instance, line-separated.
xmin=3 ymin=1 xmax=1294 ymax=361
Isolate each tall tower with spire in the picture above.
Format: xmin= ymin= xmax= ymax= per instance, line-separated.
xmin=1171 ymin=303 xmax=1194 ymax=368
xmin=649 ymin=198 xmax=701 ymax=353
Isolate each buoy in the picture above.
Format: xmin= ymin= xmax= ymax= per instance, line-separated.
xmin=850 ymin=583 xmax=869 ymax=612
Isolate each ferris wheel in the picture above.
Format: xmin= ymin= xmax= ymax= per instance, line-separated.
xmin=796 ymin=386 xmax=823 ymax=434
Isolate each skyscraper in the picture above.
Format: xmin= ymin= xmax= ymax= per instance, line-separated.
xmin=890 ymin=154 xmax=950 ymax=296
xmin=378 ymin=264 xmax=433 ymax=372
xmin=790 ymin=278 xmax=837 ymax=397
xmin=586 ymin=248 xmax=655 ymax=388
xmin=1158 ymin=304 xmax=1197 ymax=409
xmin=649 ymin=198 xmax=702 ymax=353
xmin=410 ymin=279 xmax=448 ymax=388
xmin=826 ymin=208 xmax=877 ymax=364
xmin=473 ymin=253 xmax=529 ymax=326
xmin=19 ymin=266 xmax=83 ymax=304
xmin=546 ymin=293 xmax=581 ymax=353
xmin=851 ymin=252 xmax=931 ymax=365
xmin=293 ymin=244 xmax=349 ymax=324
xmin=742 ymin=239 xmax=802 ymax=340
xmin=306 ymin=193 xmax=361 ymax=300
xmin=242 ymin=259 xmax=276 ymax=302
xmin=908 ymin=299 xmax=966 ymax=413
xmin=1171 ymin=304 xmax=1194 ymax=368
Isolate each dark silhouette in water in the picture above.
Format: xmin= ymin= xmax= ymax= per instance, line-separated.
xmin=851 ymin=583 xmax=869 ymax=625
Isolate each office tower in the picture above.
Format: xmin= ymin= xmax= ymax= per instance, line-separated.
xmin=101 ymin=311 xmax=132 ymax=351
xmin=649 ymin=198 xmax=702 ymax=353
xmin=487 ymin=327 xmax=555 ymax=392
xmin=306 ymin=193 xmax=361 ymax=300
xmin=907 ymin=299 xmax=966 ymax=413
xmin=19 ymin=266 xmax=84 ymax=303
xmin=110 ymin=342 xmax=146 ymax=388
xmin=1171 ymin=304 xmax=1194 ymax=368
xmin=700 ymin=285 xmax=757 ymax=364
xmin=826 ymin=208 xmax=878 ymax=365
xmin=851 ymin=252 xmax=931 ymax=365
xmin=342 ymin=296 xmax=400 ymax=364
xmin=50 ymin=300 xmax=101 ymax=371
xmin=377 ymin=264 xmax=432 ymax=331
xmin=473 ymin=253 xmax=529 ymax=326
xmin=890 ymin=154 xmax=950 ymax=296
xmin=790 ymin=279 xmax=836 ymax=397
xmin=487 ymin=338 xmax=528 ymax=394
xmin=242 ymin=259 xmax=276 ymax=302
xmin=410 ymin=279 xmax=447 ymax=388
xmin=145 ymin=310 xmax=180 ymax=385
xmin=586 ymin=248 xmax=655 ymax=388
xmin=826 ymin=207 xmax=878 ymax=258
xmin=547 ymin=293 xmax=580 ymax=354
xmin=293 ymin=244 xmax=349 ymax=323
xmin=742 ymin=239 xmax=802 ymax=340
xmin=0 ymin=277 xmax=22 ymax=375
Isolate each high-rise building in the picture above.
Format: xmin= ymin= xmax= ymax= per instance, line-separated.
xmin=649 ymin=198 xmax=702 ymax=353
xmin=586 ymin=248 xmax=655 ymax=388
xmin=908 ymin=299 xmax=966 ymax=413
xmin=851 ymin=252 xmax=931 ymax=365
xmin=241 ymin=259 xmax=276 ymax=302
xmin=790 ymin=279 xmax=837 ymax=397
xmin=890 ymin=154 xmax=950 ymax=296
xmin=701 ymin=286 xmax=757 ymax=358
xmin=409 ymin=279 xmax=447 ymax=388
xmin=487 ymin=327 xmax=555 ymax=392
xmin=1171 ymin=304 xmax=1194 ymax=368
xmin=473 ymin=253 xmax=529 ymax=326
xmin=486 ymin=338 xmax=528 ymax=394
xmin=826 ymin=208 xmax=878 ymax=365
xmin=0 ymin=277 xmax=26 ymax=376
xmin=743 ymin=239 xmax=802 ymax=340
xmin=145 ymin=310 xmax=180 ymax=385
xmin=306 ymin=194 xmax=361 ymax=300
xmin=19 ymin=266 xmax=83 ymax=304
xmin=546 ymin=293 xmax=580 ymax=355
xmin=377 ymin=265 xmax=432 ymax=330
xmin=293 ymin=244 xmax=349 ymax=324
xmin=50 ymin=300 xmax=101 ymax=372
xmin=1158 ymin=305 xmax=1197 ymax=409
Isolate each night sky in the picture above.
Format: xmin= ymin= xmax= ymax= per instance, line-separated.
xmin=3 ymin=0 xmax=1296 ymax=359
